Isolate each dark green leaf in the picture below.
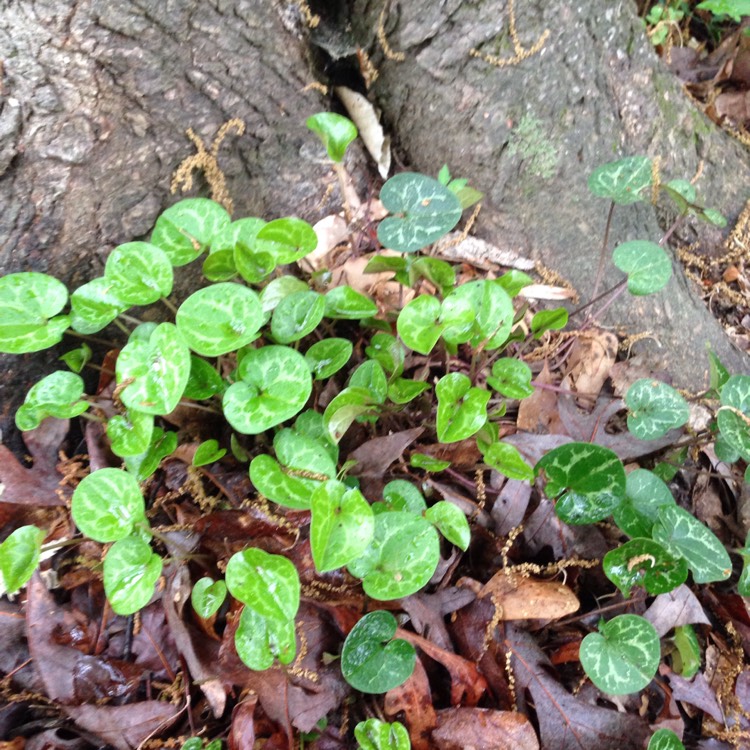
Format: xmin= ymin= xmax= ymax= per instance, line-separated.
xmin=305 ymin=338 xmax=353 ymax=380
xmin=604 ymin=538 xmax=688 ymax=596
xmin=588 ymin=156 xmax=653 ymax=205
xmin=625 ymin=379 xmax=689 ymax=440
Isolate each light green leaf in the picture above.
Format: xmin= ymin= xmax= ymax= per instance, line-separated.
xmin=305 ymin=338 xmax=353 ymax=380
xmin=588 ymin=156 xmax=653 ymax=205
xmin=720 ymin=374 xmax=750 ymax=413
xmin=531 ymin=307 xmax=568 ymax=338
xmin=348 ymin=512 xmax=440 ymax=600
xmin=323 ymin=386 xmax=379 ymax=443
xmin=15 ymin=371 xmax=89 ymax=432
xmin=324 ymin=286 xmax=378 ymax=320
xmin=481 ymin=441 xmax=534 ymax=482
xmin=103 ymin=536 xmax=162 ymax=615
xmin=341 ymin=610 xmax=416 ymax=693
xmin=183 ymin=355 xmax=226 ymax=400
xmin=107 ymin=410 xmax=154 ymax=457
xmin=697 ymin=0 xmax=750 ymax=22
xmin=311 ymin=480 xmax=374 ymax=572
xmin=435 ymin=373 xmax=490 ymax=443
xmin=124 ymin=427 xmax=177 ymax=481
xmin=409 ymin=453 xmax=450 ymax=472
xmin=116 ymin=323 xmax=191 ymax=415
xmin=425 ymin=501 xmax=470 ymax=550
xmin=355 ymin=719 xmax=411 ymax=750
xmin=580 ymin=614 xmax=660 ymax=694
xmin=613 ymin=240 xmax=672 ymax=296
xmin=377 ymin=480 xmax=427 ymax=515
xmin=647 ymin=729 xmax=685 ymax=750
xmin=350 ymin=360 xmax=388 ymax=404
xmin=191 ymin=577 xmax=227 ymax=619
xmin=672 ymin=625 xmax=701 ymax=680
xmin=193 ymin=439 xmax=226 ymax=467
xmin=271 ymin=290 xmax=325 ymax=343
xmin=256 ymin=218 xmax=317 ymax=263
xmin=604 ymin=538 xmax=688 ymax=596
xmin=0 ymin=272 xmax=70 ymax=354
xmin=259 ymin=275 xmax=309 ymax=316
xmin=223 ymin=345 xmax=312 ymax=434
xmin=274 ymin=428 xmax=337 ymax=478
xmin=652 ymin=505 xmax=732 ymax=584
xmin=409 ymin=256 xmax=455 ymax=296
xmin=70 ymin=277 xmax=127 ymax=334
xmin=150 ymin=198 xmax=230 ymax=266
xmin=71 ymin=468 xmax=145 ymax=542
xmin=496 ymin=270 xmax=534 ymax=298
xmin=249 ymin=454 xmax=320 ymax=510
xmin=387 ymin=378 xmax=430 ymax=404
xmin=365 ymin=333 xmax=406 ymax=377
xmin=234 ymin=605 xmax=296 ymax=670
xmin=105 ymin=242 xmax=173 ymax=305
xmin=306 ymin=112 xmax=358 ymax=162
xmin=378 ymin=172 xmax=463 ymax=253
xmin=59 ymin=343 xmax=92 ymax=374
xmin=536 ymin=442 xmax=626 ymax=524
xmin=486 ymin=358 xmax=534 ymax=400
xmin=176 ymin=283 xmax=263 ymax=357
xmin=396 ymin=295 xmax=443 ymax=355
xmin=442 ymin=281 xmax=514 ymax=350
xmin=225 ymin=547 xmax=300 ymax=622
xmin=0 ymin=525 xmax=45 ymax=594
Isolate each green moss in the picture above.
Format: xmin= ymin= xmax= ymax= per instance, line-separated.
xmin=507 ymin=113 xmax=560 ymax=180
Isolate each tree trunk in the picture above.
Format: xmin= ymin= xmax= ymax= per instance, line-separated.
xmin=0 ymin=0 xmax=747 ymax=441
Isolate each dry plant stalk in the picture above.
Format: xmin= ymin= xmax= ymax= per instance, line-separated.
xmin=377 ymin=1 xmax=406 ymax=61
xmin=171 ymin=118 xmax=246 ymax=215
xmin=470 ymin=0 xmax=549 ymax=68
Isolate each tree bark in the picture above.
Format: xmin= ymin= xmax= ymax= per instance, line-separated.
xmin=0 ymin=0 xmax=747 ymax=442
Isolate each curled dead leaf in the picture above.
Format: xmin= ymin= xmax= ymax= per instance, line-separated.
xmin=479 ymin=574 xmax=579 ymax=621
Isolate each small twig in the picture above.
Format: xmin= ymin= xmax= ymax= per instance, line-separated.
xmin=586 ymin=201 xmax=616 ymax=322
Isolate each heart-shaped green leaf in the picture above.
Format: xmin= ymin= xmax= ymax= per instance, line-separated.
xmin=107 ymin=410 xmax=154 ymax=457
xmin=721 ymin=374 xmax=750 ymax=412
xmin=233 ymin=244 xmax=276 ymax=284
xmin=436 ymin=373 xmax=490 ymax=443
xmin=274 ymin=428 xmax=337 ymax=478
xmin=234 ymin=605 xmax=297 ymax=670
xmin=613 ymin=468 xmax=676 ymax=538
xmin=70 ymin=277 xmax=128 ymax=334
xmin=409 ymin=256 xmax=456 ymax=296
xmin=293 ymin=410 xmax=339 ymax=463
xmin=604 ymin=538 xmax=688 ymax=596
xmin=176 ymin=283 xmax=263 ymax=357
xmin=311 ymin=480 xmax=374 ymax=572
xmin=365 ymin=333 xmax=406 ymax=377
xmin=647 ymin=729 xmax=685 ymax=750
xmin=103 ymin=536 xmax=163 ymax=615
xmin=225 ymin=547 xmax=300 ymax=622
xmin=350 ymin=360 xmax=388 ymax=404
xmin=105 ymin=242 xmax=174 ymax=305
xmin=124 ymin=428 xmax=177 ymax=481
xmin=354 ymin=719 xmax=411 ymax=750
xmin=378 ymin=172 xmax=463 ymax=253
xmin=324 ymin=286 xmax=379 ymax=320
xmin=672 ymin=625 xmax=701 ymax=680
xmin=256 ymin=218 xmax=317 ymax=263
xmin=0 ymin=272 xmax=70 ymax=354
xmin=0 ymin=525 xmax=45 ymax=595
xmin=323 ymin=386 xmax=379 ymax=443
xmin=59 ymin=343 xmax=92 ymax=374
xmin=305 ymin=338 xmax=353 ymax=380
xmin=481 ymin=440 xmax=534 ymax=482
xmin=259 ymin=276 xmax=309 ymax=315
xmin=717 ymin=407 xmax=750 ymax=459
xmin=587 ymin=156 xmax=653 ymax=205
xmin=580 ymin=614 xmax=660 ymax=695
xmin=486 ymin=358 xmax=534 ymax=400
xmin=191 ymin=577 xmax=227 ymax=618
xmin=341 ymin=610 xmax=416 ymax=693
xmin=387 ymin=378 xmax=430 ymax=404
xmin=376 ymin=480 xmax=427 ymax=515
xmin=442 ymin=281 xmax=514 ymax=350
xmin=625 ymin=379 xmax=689 ymax=439
xmin=613 ymin=240 xmax=672 ymax=296
xmin=425 ymin=500 xmax=470 ymax=550
xmin=652 ymin=505 xmax=732 ymax=584
xmin=496 ymin=270 xmax=534 ymax=297
xmin=150 ymin=198 xmax=231 ymax=266
xmin=223 ymin=345 xmax=312 ymax=434
xmin=409 ymin=453 xmax=450 ymax=472
xmin=116 ymin=323 xmax=191 ymax=415
xmin=249 ymin=454 xmax=321 ymax=510
xmin=183 ymin=355 xmax=226 ymax=400
xmin=531 ymin=307 xmax=568 ymax=338
xmin=202 ymin=249 xmax=238 ymax=281
xmin=536 ymin=442 xmax=626 ymax=524
xmin=193 ymin=439 xmax=226 ymax=467
xmin=271 ymin=290 xmax=325 ymax=343
xmin=72 ymin=468 xmax=145 ymax=542
xmin=348 ymin=512 xmax=439 ymax=600
xmin=306 ymin=112 xmax=358 ymax=162
xmin=396 ymin=295 xmax=443 ymax=355
xmin=15 ymin=371 xmax=90 ymax=432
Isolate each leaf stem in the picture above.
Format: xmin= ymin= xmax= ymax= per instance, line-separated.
xmin=64 ymin=330 xmax=119 ymax=348
xmin=586 ymin=200 xmax=615 ymax=322
xmin=160 ymin=296 xmax=178 ymax=315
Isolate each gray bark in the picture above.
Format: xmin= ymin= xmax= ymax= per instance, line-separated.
xmin=344 ymin=0 xmax=750 ymax=386
xmin=0 ymin=0 xmax=747 ymax=444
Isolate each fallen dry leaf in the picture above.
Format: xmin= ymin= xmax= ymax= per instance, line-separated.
xmin=385 ymin=657 xmax=436 ymax=750
xmin=432 ymin=707 xmax=540 ymax=750
xmin=562 ymin=329 xmax=618 ymax=409
xmin=229 ymin=695 xmax=258 ymax=750
xmin=479 ymin=574 xmax=579 ymax=621
xmin=517 ymin=361 xmax=562 ymax=433
xmin=491 ymin=478 xmax=532 ymax=537
xmin=644 ymin=585 xmax=710 ymax=637
xmin=348 ymin=427 xmax=423 ymax=476
xmin=432 ymin=233 xmax=535 ymax=272
xmin=507 ymin=626 xmax=650 ymax=749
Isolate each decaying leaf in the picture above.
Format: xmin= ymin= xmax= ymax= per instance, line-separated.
xmin=517 ymin=361 xmax=563 ymax=433
xmin=479 ymin=573 xmax=580 ymax=621
xmin=385 ymin=657 xmax=436 ymax=750
xmin=644 ymin=585 xmax=710 ymax=637
xmin=562 ymin=329 xmax=618 ymax=409
xmin=432 ymin=707 xmax=540 ymax=750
